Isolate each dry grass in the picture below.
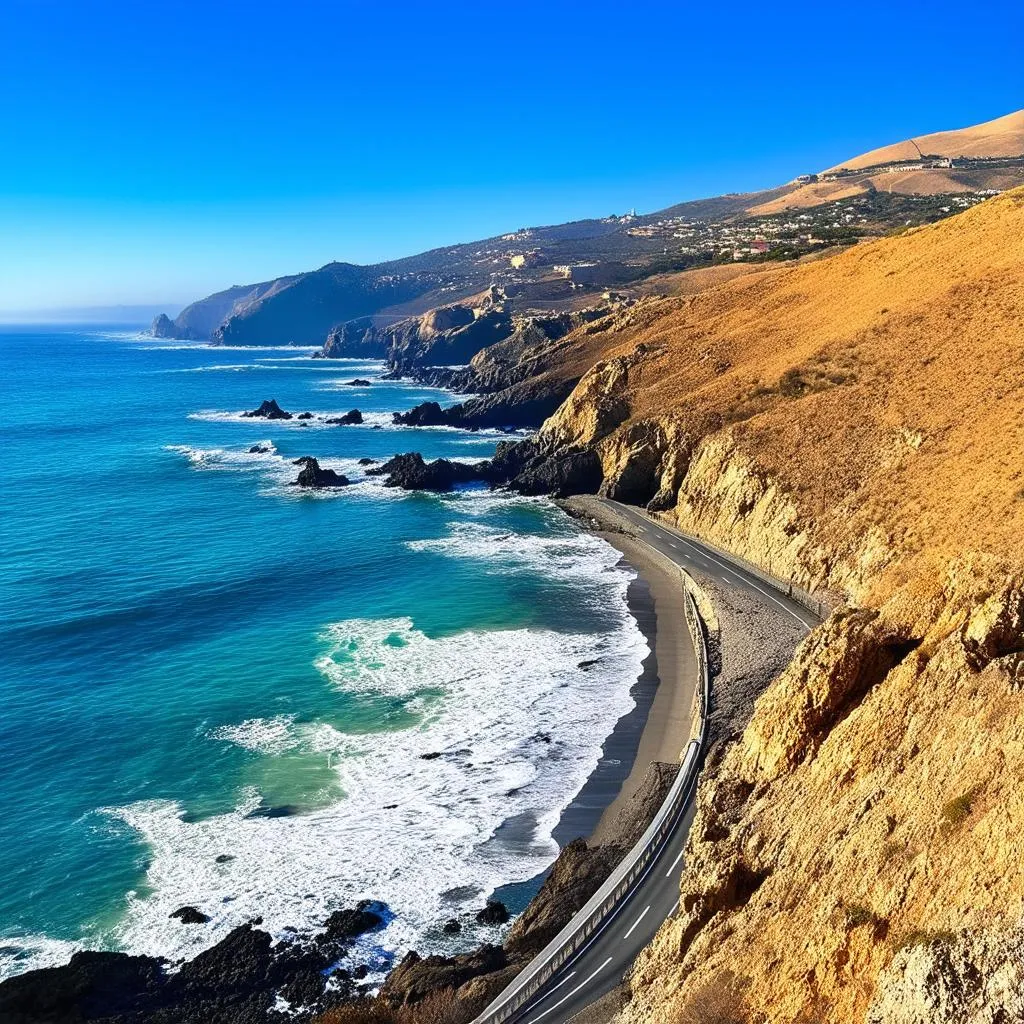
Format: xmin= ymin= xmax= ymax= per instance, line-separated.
xmin=675 ymin=972 xmax=754 ymax=1024
xmin=565 ymin=187 xmax=1024 ymax=605
xmin=823 ymin=108 xmax=1024 ymax=173
xmin=942 ymin=788 xmax=980 ymax=831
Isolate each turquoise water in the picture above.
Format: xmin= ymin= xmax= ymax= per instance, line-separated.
xmin=0 ymin=327 xmax=645 ymax=978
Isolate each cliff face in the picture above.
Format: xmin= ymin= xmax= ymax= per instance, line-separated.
xmin=499 ymin=190 xmax=1024 ymax=1022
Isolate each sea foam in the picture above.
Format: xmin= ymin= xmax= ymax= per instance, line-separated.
xmin=101 ymin=569 xmax=645 ymax=970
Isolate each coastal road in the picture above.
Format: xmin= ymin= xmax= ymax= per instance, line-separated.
xmin=503 ymin=501 xmax=817 ymax=1024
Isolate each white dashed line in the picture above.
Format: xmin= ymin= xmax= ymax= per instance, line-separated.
xmin=626 ymin=509 xmax=813 ymax=629
xmin=623 ymin=905 xmax=651 ymax=939
xmin=665 ymin=845 xmax=686 ymax=877
xmin=542 ymin=971 xmax=577 ymax=996
xmin=527 ymin=958 xmax=614 ymax=1023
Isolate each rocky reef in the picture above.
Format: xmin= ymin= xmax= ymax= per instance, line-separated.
xmin=0 ymin=903 xmax=386 ymax=1024
xmin=292 ymin=456 xmax=349 ymax=488
xmin=366 ymin=453 xmax=484 ymax=492
xmin=243 ymin=399 xmax=293 ymax=420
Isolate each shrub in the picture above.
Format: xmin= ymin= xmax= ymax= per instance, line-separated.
xmin=778 ymin=368 xmax=806 ymax=398
xmin=676 ymin=971 xmax=752 ymax=1024
xmin=896 ymin=927 xmax=956 ymax=951
xmin=942 ymin=788 xmax=978 ymax=830
xmin=843 ymin=903 xmax=877 ymax=929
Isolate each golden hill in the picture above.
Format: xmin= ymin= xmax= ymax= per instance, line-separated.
xmin=747 ymin=109 xmax=1024 ymax=213
xmin=824 ymin=108 xmax=1024 ymax=172
xmin=530 ymin=188 xmax=1024 ymax=1023
xmin=547 ymin=187 xmax=1024 ymax=604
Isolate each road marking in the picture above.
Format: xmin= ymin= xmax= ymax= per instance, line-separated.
xmin=527 ymin=958 xmax=614 ymax=1023
xmin=665 ymin=845 xmax=686 ymax=877
xmin=623 ymin=904 xmax=651 ymax=939
xmin=543 ymin=971 xmax=577 ymax=996
xmin=668 ymin=899 xmax=680 ymax=917
xmin=633 ymin=511 xmax=813 ymax=629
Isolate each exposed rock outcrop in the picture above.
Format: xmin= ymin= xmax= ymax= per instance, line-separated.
xmin=170 ymin=906 xmax=210 ymax=925
xmin=380 ymin=945 xmax=507 ymax=1007
xmin=366 ymin=453 xmax=483 ymax=492
xmin=322 ymin=318 xmax=388 ymax=359
xmin=325 ymin=409 xmax=363 ymax=425
xmin=475 ymin=901 xmax=510 ymax=926
xmin=292 ymin=456 xmax=349 ymax=489
xmin=0 ymin=905 xmax=386 ymax=1024
xmin=243 ymin=399 xmax=292 ymax=420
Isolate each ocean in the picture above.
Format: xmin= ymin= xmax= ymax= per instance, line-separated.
xmin=0 ymin=326 xmax=647 ymax=981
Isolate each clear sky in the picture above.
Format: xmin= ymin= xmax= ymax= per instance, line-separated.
xmin=1 ymin=0 xmax=1021 ymax=312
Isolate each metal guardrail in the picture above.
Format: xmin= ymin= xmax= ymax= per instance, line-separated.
xmin=472 ymin=589 xmax=711 ymax=1024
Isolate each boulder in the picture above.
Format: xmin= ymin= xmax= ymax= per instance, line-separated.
xmin=345 ymin=379 xmax=372 ymax=386
xmin=170 ymin=907 xmax=210 ymax=925
xmin=357 ymin=457 xmax=377 ymax=466
xmin=242 ymin=399 xmax=292 ymax=420
xmin=442 ymin=919 xmax=462 ymax=935
xmin=297 ymin=412 xmax=314 ymax=420
xmin=320 ymin=902 xmax=385 ymax=943
xmin=325 ymin=409 xmax=364 ymax=426
xmin=475 ymin=901 xmax=510 ymax=926
xmin=292 ymin=457 xmax=349 ymax=489
xmin=248 ymin=444 xmax=272 ymax=454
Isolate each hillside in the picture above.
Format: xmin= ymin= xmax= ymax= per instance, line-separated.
xmin=152 ymin=111 xmax=1022 ymax=348
xmin=510 ymin=187 xmax=1024 ymax=1022
xmin=824 ymin=108 xmax=1024 ymax=172
xmin=754 ymin=109 xmax=1024 ymax=214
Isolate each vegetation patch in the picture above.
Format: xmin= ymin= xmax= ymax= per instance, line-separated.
xmin=896 ymin=927 xmax=957 ymax=952
xmin=677 ymin=971 xmax=755 ymax=1024
xmin=942 ymin=787 xmax=980 ymax=831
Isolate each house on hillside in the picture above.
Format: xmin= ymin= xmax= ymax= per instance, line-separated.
xmin=553 ymin=263 xmax=600 ymax=284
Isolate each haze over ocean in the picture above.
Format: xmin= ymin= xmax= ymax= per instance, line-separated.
xmin=0 ymin=326 xmax=646 ymax=979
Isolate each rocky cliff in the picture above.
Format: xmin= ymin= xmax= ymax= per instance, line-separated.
xmin=500 ymin=188 xmax=1024 ymax=1023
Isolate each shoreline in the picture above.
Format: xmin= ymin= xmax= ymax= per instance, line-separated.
xmin=494 ymin=497 xmax=698 ymax=914
xmin=580 ymin=520 xmax=697 ymax=845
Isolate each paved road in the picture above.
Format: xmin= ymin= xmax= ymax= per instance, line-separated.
xmin=505 ymin=501 xmax=816 ymax=1024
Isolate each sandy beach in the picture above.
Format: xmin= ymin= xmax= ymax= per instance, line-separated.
xmin=557 ymin=498 xmax=698 ymax=848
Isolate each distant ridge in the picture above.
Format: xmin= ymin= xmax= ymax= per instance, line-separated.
xmin=823 ymin=108 xmax=1024 ymax=173
xmin=153 ymin=109 xmax=1024 ymax=346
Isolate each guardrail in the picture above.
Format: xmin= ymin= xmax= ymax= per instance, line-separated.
xmin=472 ymin=589 xmax=711 ymax=1024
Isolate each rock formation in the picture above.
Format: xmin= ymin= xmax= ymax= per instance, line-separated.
xmin=366 ymin=453 xmax=483 ymax=492
xmin=242 ymin=399 xmax=292 ymax=420
xmin=291 ymin=457 xmax=349 ymax=488
xmin=0 ymin=904 xmax=385 ymax=1024
xmin=325 ymin=409 xmax=363 ymax=425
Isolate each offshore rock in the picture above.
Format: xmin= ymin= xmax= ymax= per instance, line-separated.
xmin=170 ymin=906 xmax=210 ymax=925
xmin=366 ymin=452 xmax=483 ymax=492
xmin=475 ymin=901 xmax=510 ymax=926
xmin=292 ymin=456 xmax=349 ymax=489
xmin=392 ymin=400 xmax=454 ymax=427
xmin=320 ymin=903 xmax=384 ymax=943
xmin=243 ymin=399 xmax=292 ymax=420
xmin=325 ymin=409 xmax=363 ymax=425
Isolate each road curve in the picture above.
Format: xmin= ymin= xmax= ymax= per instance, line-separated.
xmin=500 ymin=501 xmax=818 ymax=1024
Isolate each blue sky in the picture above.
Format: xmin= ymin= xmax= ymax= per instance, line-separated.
xmin=1 ymin=0 xmax=1021 ymax=312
